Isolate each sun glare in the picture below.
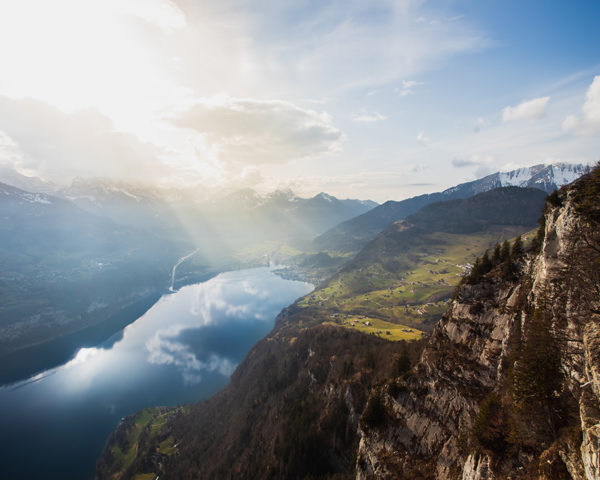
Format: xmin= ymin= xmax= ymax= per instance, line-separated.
xmin=0 ymin=0 xmax=186 ymax=133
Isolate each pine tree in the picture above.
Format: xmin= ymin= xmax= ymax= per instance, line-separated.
xmin=511 ymin=308 xmax=562 ymax=439
xmin=480 ymin=251 xmax=492 ymax=274
xmin=467 ymin=257 xmax=482 ymax=284
xmin=512 ymin=236 xmax=524 ymax=259
xmin=500 ymin=240 xmax=511 ymax=262
xmin=393 ymin=345 xmax=411 ymax=376
xmin=492 ymin=243 xmax=502 ymax=265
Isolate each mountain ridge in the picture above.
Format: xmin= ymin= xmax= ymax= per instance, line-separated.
xmin=315 ymin=162 xmax=589 ymax=253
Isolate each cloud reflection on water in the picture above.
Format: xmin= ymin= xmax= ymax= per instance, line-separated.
xmin=143 ymin=267 xmax=309 ymax=383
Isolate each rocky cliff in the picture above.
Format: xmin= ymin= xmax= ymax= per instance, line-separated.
xmin=356 ymin=166 xmax=600 ymax=479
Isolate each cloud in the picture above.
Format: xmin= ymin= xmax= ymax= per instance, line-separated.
xmin=179 ymin=0 xmax=485 ymax=94
xmin=395 ymin=79 xmax=424 ymax=97
xmin=562 ymin=75 xmax=600 ymax=135
xmin=452 ymin=157 xmax=477 ymax=167
xmin=171 ymin=97 xmax=343 ymax=164
xmin=146 ymin=328 xmax=236 ymax=385
xmin=417 ymin=131 xmax=430 ymax=144
xmin=502 ymin=96 xmax=550 ymax=122
xmin=0 ymin=96 xmax=168 ymax=183
xmin=352 ymin=112 xmax=387 ymax=123
xmin=451 ymin=154 xmax=495 ymax=168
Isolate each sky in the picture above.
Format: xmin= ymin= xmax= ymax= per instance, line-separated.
xmin=0 ymin=0 xmax=599 ymax=202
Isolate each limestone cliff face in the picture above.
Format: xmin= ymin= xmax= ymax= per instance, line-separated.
xmin=356 ymin=171 xmax=600 ymax=479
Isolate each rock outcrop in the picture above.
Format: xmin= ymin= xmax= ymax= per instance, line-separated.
xmin=356 ymin=167 xmax=600 ymax=479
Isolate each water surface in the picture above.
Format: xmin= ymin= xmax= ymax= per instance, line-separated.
xmin=0 ymin=267 xmax=312 ymax=480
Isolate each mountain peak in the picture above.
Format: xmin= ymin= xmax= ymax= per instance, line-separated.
xmin=313 ymin=192 xmax=336 ymax=202
xmin=267 ymin=188 xmax=296 ymax=202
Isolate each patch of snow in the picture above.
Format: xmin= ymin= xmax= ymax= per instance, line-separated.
xmin=498 ymin=167 xmax=533 ymax=187
xmin=108 ymin=186 xmax=140 ymax=202
xmin=22 ymin=193 xmax=51 ymax=204
xmin=316 ymin=192 xmax=334 ymax=202
xmin=551 ymin=163 xmax=588 ymax=187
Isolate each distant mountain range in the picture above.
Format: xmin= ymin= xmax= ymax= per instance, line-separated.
xmin=0 ymin=168 xmax=378 ymax=244
xmin=314 ymin=162 xmax=589 ymax=252
xmin=203 ymin=188 xmax=377 ymax=246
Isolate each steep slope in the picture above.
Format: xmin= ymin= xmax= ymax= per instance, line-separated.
xmin=356 ymin=165 xmax=600 ymax=479
xmin=315 ymin=163 xmax=588 ymax=253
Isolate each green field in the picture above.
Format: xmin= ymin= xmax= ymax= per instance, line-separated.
xmin=234 ymin=241 xmax=303 ymax=263
xmin=324 ymin=315 xmax=423 ymax=341
xmin=297 ymin=227 xmax=534 ymax=336
xmin=105 ymin=406 xmax=188 ymax=480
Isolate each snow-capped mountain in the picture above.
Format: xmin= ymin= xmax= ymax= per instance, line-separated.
xmin=0 ymin=182 xmax=55 ymax=206
xmin=0 ymin=166 xmax=59 ymax=195
xmin=316 ymin=162 xmax=591 ymax=252
xmin=456 ymin=163 xmax=591 ymax=195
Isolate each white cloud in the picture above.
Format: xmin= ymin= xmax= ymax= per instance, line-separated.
xmin=219 ymin=0 xmax=485 ymax=94
xmin=352 ymin=112 xmax=387 ymax=123
xmin=171 ymin=97 xmax=343 ymax=164
xmin=417 ymin=131 xmax=430 ymax=144
xmin=502 ymin=96 xmax=550 ymax=122
xmin=0 ymin=96 xmax=168 ymax=184
xmin=146 ymin=328 xmax=236 ymax=385
xmin=395 ymin=79 xmax=424 ymax=97
xmin=562 ymin=75 xmax=600 ymax=135
xmin=403 ymin=80 xmax=421 ymax=89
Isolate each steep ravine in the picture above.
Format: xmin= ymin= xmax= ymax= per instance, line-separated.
xmin=97 ymin=167 xmax=600 ymax=479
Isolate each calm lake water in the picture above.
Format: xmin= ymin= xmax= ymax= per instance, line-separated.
xmin=0 ymin=267 xmax=312 ymax=480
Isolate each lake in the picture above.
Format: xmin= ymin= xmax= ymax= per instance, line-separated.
xmin=0 ymin=267 xmax=313 ymax=480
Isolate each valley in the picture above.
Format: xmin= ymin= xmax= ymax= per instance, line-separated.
xmin=95 ymin=163 xmax=600 ymax=480
xmin=2 ymin=4 xmax=598 ymax=478
xmin=94 ymin=175 xmax=561 ymax=480
xmin=0 ymin=163 xmax=592 ymax=480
